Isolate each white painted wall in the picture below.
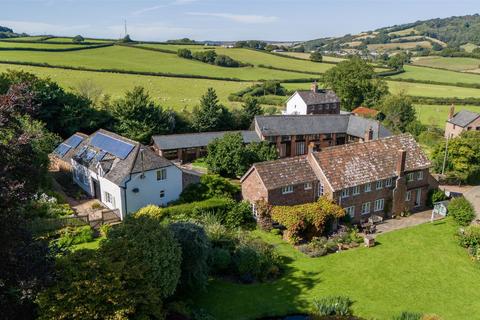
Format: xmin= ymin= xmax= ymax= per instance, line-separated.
xmin=285 ymin=92 xmax=307 ymax=115
xmin=124 ymin=165 xmax=183 ymax=214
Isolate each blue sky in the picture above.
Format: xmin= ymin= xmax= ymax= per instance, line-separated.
xmin=1 ymin=0 xmax=479 ymax=41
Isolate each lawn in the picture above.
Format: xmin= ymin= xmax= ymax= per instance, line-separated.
xmin=71 ymin=237 xmax=103 ymax=251
xmin=0 ymin=63 xmax=250 ymax=109
xmin=415 ymin=104 xmax=480 ymax=127
xmin=0 ymin=45 xmax=314 ymax=81
xmin=390 ymin=65 xmax=480 ymax=85
xmin=412 ymin=56 xmax=480 ymax=73
xmin=195 ymin=220 xmax=480 ymax=319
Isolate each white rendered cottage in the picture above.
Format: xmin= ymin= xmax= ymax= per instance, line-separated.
xmin=52 ymin=129 xmax=184 ymax=220
xmin=284 ymin=82 xmax=340 ymax=115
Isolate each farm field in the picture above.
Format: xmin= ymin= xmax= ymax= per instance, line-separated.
xmin=283 ymin=80 xmax=480 ymax=99
xmin=276 ymin=51 xmax=347 ymax=62
xmin=135 ymin=44 xmax=337 ymax=74
xmin=0 ymin=45 xmax=314 ymax=80
xmin=461 ymin=43 xmax=478 ymax=53
xmin=367 ymin=41 xmax=432 ymax=50
xmin=414 ymin=104 xmax=480 ymax=127
xmin=0 ymin=41 xmax=89 ymax=49
xmin=0 ymin=63 xmax=249 ymax=109
xmin=389 ymin=64 xmax=480 ymax=84
xmin=195 ymin=220 xmax=480 ymax=320
xmin=43 ymin=37 xmax=113 ymax=43
xmin=412 ymin=56 xmax=480 ymax=73
xmin=0 ymin=36 xmax=47 ymax=41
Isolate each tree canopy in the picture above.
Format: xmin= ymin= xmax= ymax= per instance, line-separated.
xmin=380 ymin=92 xmax=417 ymax=133
xmin=191 ymin=88 xmax=232 ymax=132
xmin=323 ymin=57 xmax=389 ymax=111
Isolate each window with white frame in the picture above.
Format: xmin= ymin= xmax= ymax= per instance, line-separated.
xmin=406 ymin=172 xmax=414 ymax=182
xmin=318 ymin=184 xmax=324 ymax=196
xmin=304 ymin=182 xmax=312 ymax=190
xmin=341 ymin=188 xmax=350 ymax=198
xmin=406 ymin=190 xmax=412 ymax=201
xmin=160 ymin=190 xmax=165 ymax=198
xmin=282 ymin=185 xmax=294 ymax=194
xmin=156 ymin=168 xmax=167 ymax=181
xmin=364 ymin=183 xmax=372 ymax=192
xmin=417 ymin=171 xmax=423 ymax=181
xmin=352 ymin=185 xmax=360 ymax=195
xmin=376 ymin=180 xmax=383 ymax=190
xmin=361 ymin=202 xmax=371 ymax=215
xmin=374 ymin=198 xmax=385 ymax=212
xmin=104 ymin=191 xmax=115 ymax=206
xmin=345 ymin=206 xmax=355 ymax=218
xmin=385 ymin=177 xmax=393 ymax=187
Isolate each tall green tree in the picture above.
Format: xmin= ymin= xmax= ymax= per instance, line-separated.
xmin=380 ymin=92 xmax=417 ymax=133
xmin=111 ymin=86 xmax=175 ymax=144
xmin=239 ymin=97 xmax=263 ymax=129
xmin=323 ymin=57 xmax=389 ymax=111
xmin=310 ymin=51 xmax=323 ymax=62
xmin=191 ymin=88 xmax=232 ymax=132
xmin=206 ymin=132 xmax=278 ymax=178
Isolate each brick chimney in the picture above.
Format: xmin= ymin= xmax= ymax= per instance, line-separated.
xmin=448 ymin=104 xmax=455 ymax=120
xmin=396 ymin=150 xmax=407 ymax=177
xmin=364 ymin=126 xmax=374 ymax=142
xmin=308 ymin=142 xmax=315 ymax=154
xmin=311 ymin=81 xmax=318 ymax=93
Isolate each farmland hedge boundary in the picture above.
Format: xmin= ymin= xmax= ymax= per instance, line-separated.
xmin=386 ymin=77 xmax=480 ymax=89
xmin=410 ymin=95 xmax=480 ymax=106
xmin=0 ymin=43 xmax=113 ymax=52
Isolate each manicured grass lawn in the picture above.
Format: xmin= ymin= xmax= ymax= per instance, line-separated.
xmin=0 ymin=63 xmax=249 ymax=109
xmin=195 ymin=220 xmax=480 ymax=319
xmin=390 ymin=65 xmax=480 ymax=85
xmin=412 ymin=56 xmax=480 ymax=73
xmin=414 ymin=104 xmax=480 ymax=127
xmin=0 ymin=45 xmax=315 ymax=81
xmin=71 ymin=237 xmax=104 ymax=251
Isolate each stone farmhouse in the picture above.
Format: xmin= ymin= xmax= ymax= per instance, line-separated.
xmin=444 ymin=106 xmax=480 ymax=139
xmin=241 ymin=134 xmax=438 ymax=223
xmin=51 ymin=129 xmax=192 ymax=220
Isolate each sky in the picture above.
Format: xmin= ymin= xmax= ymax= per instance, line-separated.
xmin=1 ymin=0 xmax=479 ymax=41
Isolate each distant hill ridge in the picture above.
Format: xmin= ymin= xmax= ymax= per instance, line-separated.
xmin=0 ymin=26 xmax=26 ymax=39
xmin=302 ymin=14 xmax=480 ymax=52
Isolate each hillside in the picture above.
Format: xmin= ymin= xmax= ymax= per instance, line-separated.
xmin=0 ymin=25 xmax=26 ymax=39
xmin=303 ymin=14 xmax=480 ymax=53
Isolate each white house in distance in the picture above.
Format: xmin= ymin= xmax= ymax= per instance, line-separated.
xmin=284 ymin=82 xmax=341 ymax=115
xmin=52 ymin=129 xmax=185 ymax=220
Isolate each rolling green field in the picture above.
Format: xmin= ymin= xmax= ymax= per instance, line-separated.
xmin=412 ymin=56 xmax=480 ymax=73
xmin=0 ymin=63 xmax=249 ymax=109
xmin=43 ymin=37 xmax=113 ymax=43
xmin=283 ymin=80 xmax=480 ymax=99
xmin=0 ymin=36 xmax=47 ymax=42
xmin=415 ymin=104 xmax=480 ymax=127
xmin=0 ymin=45 xmax=316 ymax=80
xmin=0 ymin=41 xmax=89 ymax=49
xmin=195 ymin=220 xmax=480 ymax=320
xmin=390 ymin=65 xmax=480 ymax=84
xmin=136 ymin=44 xmax=337 ymax=74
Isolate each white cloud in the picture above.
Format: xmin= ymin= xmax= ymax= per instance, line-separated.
xmin=132 ymin=4 xmax=167 ymax=16
xmin=0 ymin=20 xmax=90 ymax=35
xmin=187 ymin=12 xmax=278 ymax=24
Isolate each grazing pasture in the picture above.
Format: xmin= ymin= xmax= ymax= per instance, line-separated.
xmin=195 ymin=220 xmax=480 ymax=320
xmin=389 ymin=65 xmax=480 ymax=84
xmin=0 ymin=41 xmax=89 ymax=50
xmin=412 ymin=56 xmax=480 ymax=73
xmin=414 ymin=104 xmax=480 ymax=127
xmin=277 ymin=51 xmax=347 ymax=63
xmin=367 ymin=41 xmax=432 ymax=50
xmin=0 ymin=45 xmax=314 ymax=80
xmin=0 ymin=36 xmax=48 ymax=41
xmin=0 ymin=63 xmax=250 ymax=109
xmin=43 ymin=37 xmax=113 ymax=43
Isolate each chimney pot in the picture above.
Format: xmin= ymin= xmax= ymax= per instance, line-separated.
xmin=396 ymin=150 xmax=407 ymax=177
xmin=311 ymin=81 xmax=318 ymax=93
xmin=448 ymin=104 xmax=455 ymax=120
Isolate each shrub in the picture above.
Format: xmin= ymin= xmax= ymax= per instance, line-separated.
xmin=209 ymin=247 xmax=232 ymax=274
xmin=392 ymin=312 xmax=423 ymax=320
xmin=223 ymin=201 xmax=255 ymax=229
xmin=99 ymin=224 xmax=111 ymax=237
xmin=458 ymin=225 xmax=480 ymax=248
xmin=311 ymin=296 xmax=353 ymax=317
xmin=255 ymin=199 xmax=273 ymax=231
xmin=134 ymin=204 xmax=167 ymax=220
xmin=448 ymin=197 xmax=475 ymax=226
xmin=298 ymin=237 xmax=328 ymax=257
xmin=57 ymin=225 xmax=94 ymax=247
xmin=30 ymin=193 xmax=75 ymax=218
xmin=426 ymin=188 xmax=447 ymax=207
xmin=177 ymin=48 xmax=192 ymax=59
xmin=179 ymin=174 xmax=240 ymax=203
xmin=232 ymin=236 xmax=281 ymax=282
xmin=169 ymin=222 xmax=211 ymax=294
xmin=162 ymin=197 xmax=236 ymax=221
xmin=271 ymin=197 xmax=345 ymax=243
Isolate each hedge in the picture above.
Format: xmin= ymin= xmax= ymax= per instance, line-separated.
xmin=409 ymin=95 xmax=480 ymax=106
xmin=257 ymin=64 xmax=325 ymax=76
xmin=385 ymin=77 xmax=480 ymax=89
xmin=119 ymin=43 xmax=177 ymax=54
xmin=0 ymin=43 xmax=113 ymax=52
xmin=161 ymin=197 xmax=235 ymax=220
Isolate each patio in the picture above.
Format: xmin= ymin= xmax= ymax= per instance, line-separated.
xmin=374 ymin=210 xmax=444 ymax=234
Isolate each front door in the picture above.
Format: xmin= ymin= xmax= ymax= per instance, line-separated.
xmin=92 ymin=178 xmax=101 ymax=200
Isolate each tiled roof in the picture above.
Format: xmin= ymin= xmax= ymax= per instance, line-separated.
xmin=254 ymin=114 xmax=391 ymax=139
xmin=243 ymin=156 xmax=317 ymax=190
xmin=296 ymin=90 xmax=339 ymax=105
xmin=311 ymin=134 xmax=431 ymax=191
xmin=352 ymin=106 xmax=379 ymax=117
xmin=448 ymin=110 xmax=480 ymax=127
xmin=54 ymin=129 xmax=172 ymax=186
xmin=152 ymin=131 xmax=260 ymax=150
